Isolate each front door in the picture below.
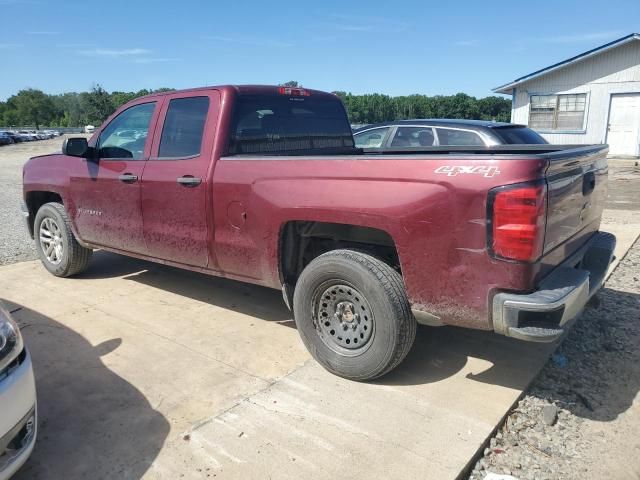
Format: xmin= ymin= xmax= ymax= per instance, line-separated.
xmin=607 ymin=93 xmax=640 ymax=157
xmin=69 ymin=101 xmax=160 ymax=253
xmin=140 ymin=91 xmax=219 ymax=267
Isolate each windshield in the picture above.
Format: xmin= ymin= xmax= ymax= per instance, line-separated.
xmin=228 ymin=94 xmax=355 ymax=155
xmin=492 ymin=126 xmax=548 ymax=144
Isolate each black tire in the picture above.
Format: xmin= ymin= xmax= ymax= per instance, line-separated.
xmin=293 ymin=249 xmax=416 ymax=381
xmin=34 ymin=202 xmax=92 ymax=277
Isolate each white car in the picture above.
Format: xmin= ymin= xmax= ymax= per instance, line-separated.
xmin=0 ymin=304 xmax=36 ymax=479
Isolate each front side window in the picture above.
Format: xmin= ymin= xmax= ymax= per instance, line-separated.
xmin=98 ymin=102 xmax=155 ymax=159
xmin=354 ymin=127 xmax=390 ymax=148
xmin=435 ymin=128 xmax=484 ymax=146
xmin=158 ymin=96 xmax=210 ymax=158
xmin=529 ymin=94 xmax=586 ymax=131
xmin=391 ymin=127 xmax=435 ymax=147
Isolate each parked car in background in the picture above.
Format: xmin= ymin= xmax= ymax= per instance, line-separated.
xmin=353 ymin=119 xmax=549 ymax=148
xmin=0 ymin=132 xmax=14 ymax=146
xmin=0 ymin=302 xmax=37 ymax=479
xmin=84 ymin=125 xmax=95 ymax=134
xmin=5 ymin=132 xmax=26 ymax=143
xmin=18 ymin=131 xmax=38 ymax=142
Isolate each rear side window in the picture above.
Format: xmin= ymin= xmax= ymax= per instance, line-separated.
xmin=436 ymin=128 xmax=485 ymax=146
xmin=158 ymin=96 xmax=209 ymax=158
xmin=354 ymin=127 xmax=390 ymax=148
xmin=228 ymin=94 xmax=354 ymax=155
xmin=491 ymin=127 xmax=548 ymax=145
xmin=391 ymin=127 xmax=435 ymax=147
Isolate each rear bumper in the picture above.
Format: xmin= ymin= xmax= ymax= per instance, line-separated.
xmin=492 ymin=231 xmax=616 ymax=342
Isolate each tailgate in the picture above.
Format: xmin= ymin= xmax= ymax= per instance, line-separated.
xmin=544 ymin=146 xmax=608 ymax=254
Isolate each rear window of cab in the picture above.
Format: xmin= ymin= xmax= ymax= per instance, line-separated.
xmin=228 ymin=94 xmax=355 ymax=155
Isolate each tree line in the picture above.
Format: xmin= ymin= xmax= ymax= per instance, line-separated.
xmin=0 ymin=85 xmax=174 ymax=129
xmin=0 ymin=84 xmax=511 ymax=129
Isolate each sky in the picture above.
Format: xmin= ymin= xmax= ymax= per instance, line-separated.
xmin=0 ymin=0 xmax=639 ymax=101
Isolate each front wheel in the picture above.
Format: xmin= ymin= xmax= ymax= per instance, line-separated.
xmin=293 ymin=249 xmax=416 ymax=380
xmin=34 ymin=202 xmax=93 ymax=277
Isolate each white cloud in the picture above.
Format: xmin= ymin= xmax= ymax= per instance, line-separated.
xmin=203 ymin=35 xmax=292 ymax=48
xmin=455 ymin=39 xmax=479 ymax=47
xmin=328 ymin=14 xmax=408 ymax=33
xmin=0 ymin=0 xmax=42 ymax=4
xmin=335 ymin=24 xmax=373 ymax=32
xmin=79 ymin=48 xmax=152 ymax=58
xmin=540 ymin=31 xmax=623 ymax=43
xmin=27 ymin=30 xmax=60 ymax=35
xmin=132 ymin=57 xmax=180 ymax=64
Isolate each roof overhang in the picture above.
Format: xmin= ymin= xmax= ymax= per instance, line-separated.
xmin=493 ymin=33 xmax=640 ymax=94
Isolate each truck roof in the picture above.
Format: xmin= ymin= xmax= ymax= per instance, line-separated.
xmin=135 ymin=85 xmax=339 ymax=101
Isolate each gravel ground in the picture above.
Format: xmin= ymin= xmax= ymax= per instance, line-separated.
xmin=0 ymin=138 xmax=65 ymax=265
xmin=469 ymin=237 xmax=640 ymax=480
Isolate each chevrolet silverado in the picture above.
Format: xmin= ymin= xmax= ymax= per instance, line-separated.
xmin=22 ymin=85 xmax=616 ymax=380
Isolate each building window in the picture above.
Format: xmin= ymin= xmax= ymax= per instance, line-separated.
xmin=529 ymin=94 xmax=587 ymax=131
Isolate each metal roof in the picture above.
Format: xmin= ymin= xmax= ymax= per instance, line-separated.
xmin=493 ymin=33 xmax=640 ymax=94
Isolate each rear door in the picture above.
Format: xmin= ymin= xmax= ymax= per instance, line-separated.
xmin=140 ymin=91 xmax=219 ymax=267
xmin=70 ymin=101 xmax=160 ymax=253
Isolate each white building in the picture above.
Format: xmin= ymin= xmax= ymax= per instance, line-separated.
xmin=494 ymin=33 xmax=640 ymax=157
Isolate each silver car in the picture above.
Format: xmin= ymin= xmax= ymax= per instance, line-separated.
xmin=0 ymin=304 xmax=36 ymax=479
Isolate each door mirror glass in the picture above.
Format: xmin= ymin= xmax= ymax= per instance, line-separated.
xmin=62 ymin=137 xmax=89 ymax=157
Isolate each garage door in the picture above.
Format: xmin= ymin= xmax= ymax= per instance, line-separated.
xmin=607 ymin=93 xmax=640 ymax=156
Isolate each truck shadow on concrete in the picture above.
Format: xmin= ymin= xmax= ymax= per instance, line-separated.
xmin=4 ymin=300 xmax=170 ymax=480
xmin=80 ymin=250 xmax=294 ymax=323
xmin=79 ymin=252 xmax=639 ymax=422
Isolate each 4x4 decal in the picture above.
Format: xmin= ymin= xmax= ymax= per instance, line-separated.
xmin=434 ymin=165 xmax=501 ymax=178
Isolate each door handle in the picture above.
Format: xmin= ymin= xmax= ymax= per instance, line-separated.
xmin=119 ymin=173 xmax=138 ymax=183
xmin=177 ymin=175 xmax=202 ymax=187
xmin=583 ymin=171 xmax=596 ymax=195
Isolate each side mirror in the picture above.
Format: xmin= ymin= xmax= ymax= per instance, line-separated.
xmin=62 ymin=137 xmax=91 ymax=158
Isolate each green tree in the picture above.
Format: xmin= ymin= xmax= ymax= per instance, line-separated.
xmin=280 ymin=81 xmax=301 ymax=87
xmin=83 ymin=84 xmax=114 ymax=125
xmin=8 ymin=89 xmax=55 ymax=128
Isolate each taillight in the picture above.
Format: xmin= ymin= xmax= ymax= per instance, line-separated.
xmin=278 ymin=87 xmax=310 ymax=96
xmin=488 ymin=182 xmax=547 ymax=262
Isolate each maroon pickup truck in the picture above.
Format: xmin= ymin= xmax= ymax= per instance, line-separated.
xmin=22 ymin=85 xmax=616 ymax=380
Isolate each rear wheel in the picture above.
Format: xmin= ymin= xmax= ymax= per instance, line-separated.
xmin=293 ymin=249 xmax=416 ymax=380
xmin=34 ymin=202 xmax=92 ymax=277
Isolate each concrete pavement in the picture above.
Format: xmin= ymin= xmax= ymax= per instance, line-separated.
xmin=2 ymin=214 xmax=637 ymax=480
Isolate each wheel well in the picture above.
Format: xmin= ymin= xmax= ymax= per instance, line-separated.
xmin=279 ymin=221 xmax=400 ymax=287
xmin=25 ymin=191 xmax=63 ymax=236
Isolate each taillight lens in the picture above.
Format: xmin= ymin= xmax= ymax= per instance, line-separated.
xmin=489 ymin=182 xmax=547 ymax=262
xmin=278 ymin=87 xmax=310 ymax=96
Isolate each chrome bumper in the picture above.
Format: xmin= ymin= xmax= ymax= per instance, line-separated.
xmin=492 ymin=231 xmax=616 ymax=342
